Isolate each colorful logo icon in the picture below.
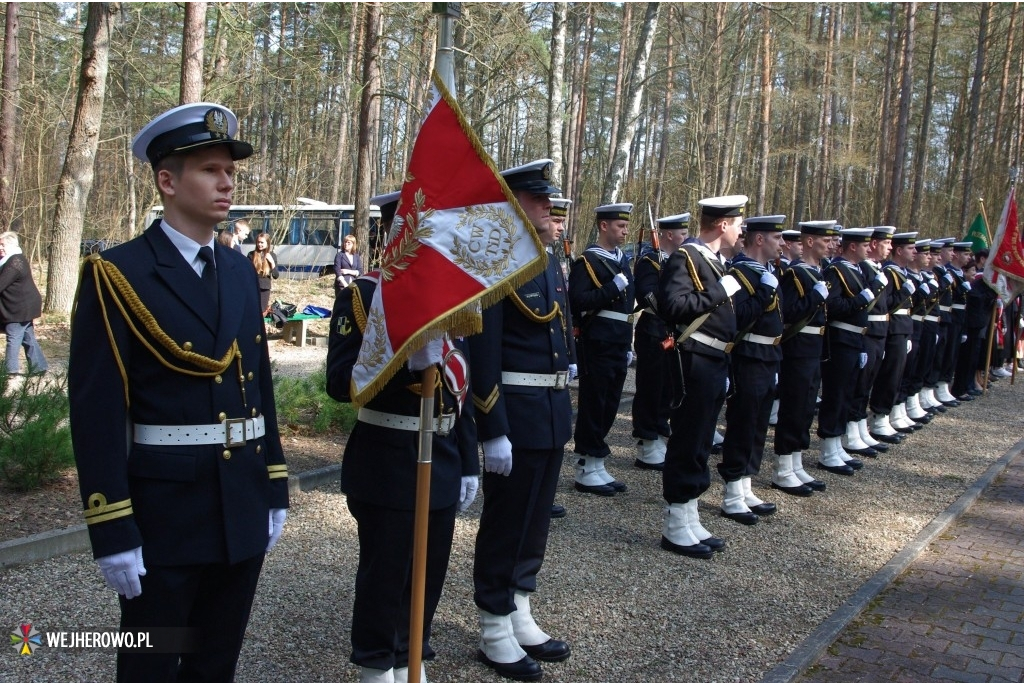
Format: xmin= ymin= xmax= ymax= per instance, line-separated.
xmin=11 ymin=623 xmax=42 ymax=656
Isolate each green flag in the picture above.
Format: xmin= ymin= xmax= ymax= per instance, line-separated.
xmin=964 ymin=212 xmax=989 ymax=251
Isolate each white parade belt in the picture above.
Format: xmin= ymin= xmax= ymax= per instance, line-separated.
xmin=829 ymin=321 xmax=866 ymax=334
xmin=893 ymin=308 xmax=911 ymax=316
xmin=134 ymin=416 xmax=266 ymax=448
xmin=799 ymin=326 xmax=825 ymax=335
xmin=690 ymin=331 xmax=734 ymax=352
xmin=867 ymin=314 xmax=890 ymax=322
xmin=357 ymin=407 xmax=455 ymax=436
xmin=741 ymin=332 xmax=782 ymax=346
xmin=924 ymin=315 xmax=940 ymax=322
xmin=939 ymin=305 xmax=952 ymax=312
xmin=502 ymin=371 xmax=569 ymax=390
xmin=951 ymin=304 xmax=966 ymax=310
xmin=595 ymin=310 xmax=634 ymax=323
xmin=911 ymin=315 xmax=924 ymax=321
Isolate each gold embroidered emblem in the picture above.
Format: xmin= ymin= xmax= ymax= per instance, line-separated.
xmin=450 ymin=205 xmax=521 ymax=278
xmin=379 ymin=188 xmax=434 ymax=282
xmin=204 ymin=109 xmax=228 ymax=137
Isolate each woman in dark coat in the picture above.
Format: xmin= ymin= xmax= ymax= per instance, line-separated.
xmin=0 ymin=230 xmax=48 ymax=375
xmin=248 ymin=232 xmax=279 ymax=315
xmin=334 ymin=234 xmax=362 ymax=293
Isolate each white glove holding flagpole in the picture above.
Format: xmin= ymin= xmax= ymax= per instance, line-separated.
xmin=408 ymin=337 xmax=444 ymax=371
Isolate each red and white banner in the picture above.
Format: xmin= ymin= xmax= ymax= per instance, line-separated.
xmin=984 ymin=185 xmax=1024 ymax=301
xmin=351 ymin=72 xmax=546 ymax=406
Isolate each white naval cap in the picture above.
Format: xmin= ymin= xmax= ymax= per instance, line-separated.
xmin=595 ymin=203 xmax=633 ymax=220
xmin=132 ymin=102 xmax=252 ymax=165
xmin=697 ymin=194 xmax=748 ymax=218
xmin=658 ymin=213 xmax=690 ymax=230
xmin=841 ymin=227 xmax=874 ymax=242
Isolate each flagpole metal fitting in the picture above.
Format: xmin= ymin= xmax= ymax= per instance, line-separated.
xmin=433 ymin=3 xmax=461 ymax=94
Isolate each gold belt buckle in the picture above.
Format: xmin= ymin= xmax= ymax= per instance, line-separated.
xmin=436 ymin=412 xmax=455 ymax=437
xmin=772 ymin=335 xmax=782 ymax=345
xmin=553 ymin=371 xmax=568 ymax=390
xmin=224 ymin=418 xmax=247 ymax=447
xmin=627 ymin=313 xmax=635 ymax=324
xmin=723 ymin=342 xmax=735 ymax=353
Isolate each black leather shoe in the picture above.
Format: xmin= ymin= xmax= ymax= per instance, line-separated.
xmin=868 ymin=441 xmax=889 ymax=452
xmin=909 ymin=414 xmax=931 ymax=424
xmin=894 ymin=423 xmax=917 ymax=433
xmin=700 ymin=535 xmax=726 ymax=552
xmin=749 ymin=502 xmax=777 ymax=515
xmin=968 ymin=387 xmax=983 ymax=396
xmin=845 ymin=445 xmax=878 ymax=457
xmin=574 ymin=482 xmax=616 ymax=496
xmin=956 ymin=393 xmax=974 ymax=402
xmin=844 ymin=458 xmax=864 ymax=470
xmin=477 ymin=651 xmax=543 ymax=682
xmin=931 ymin=404 xmax=947 ymax=413
xmin=660 ymin=536 xmax=714 ymax=559
xmin=941 ymin=399 xmax=960 ymax=407
xmin=634 ymin=458 xmax=665 ymax=471
xmin=771 ymin=481 xmax=814 ymax=497
xmin=803 ymin=478 xmax=827 ymax=491
xmin=870 ymin=431 xmax=902 ymax=444
xmin=550 ymin=504 xmax=566 ymax=519
xmin=606 ymin=480 xmax=627 ymax=493
xmin=817 ymin=461 xmax=855 ymax=476
xmin=720 ymin=509 xmax=760 ymax=525
xmin=521 ymin=639 xmax=571 ymax=663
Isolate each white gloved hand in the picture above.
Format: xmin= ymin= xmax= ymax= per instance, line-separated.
xmin=724 ymin=376 xmax=730 ymax=393
xmin=266 ymin=508 xmax=287 ymax=552
xmin=960 ymin=334 xmax=968 ymax=344
xmin=458 ymin=475 xmax=479 ymax=512
xmin=961 ymin=281 xmax=972 ymax=291
xmin=613 ymin=272 xmax=629 ymax=291
xmin=97 ymin=547 xmax=147 ymax=599
xmin=482 ymin=435 xmax=513 ymax=476
xmin=626 ymin=350 xmax=634 ymax=367
xmin=874 ymin=271 xmax=889 ymax=288
xmin=567 ymin=363 xmax=578 ymax=381
xmin=907 ymin=339 xmax=913 ymax=353
xmin=943 ymin=273 xmax=954 ymax=284
xmin=812 ymin=282 xmax=829 ymax=298
xmin=760 ymin=271 xmax=778 ymax=289
xmin=408 ymin=337 xmax=444 ymax=371
xmin=921 ymin=283 xmax=931 ymax=295
xmin=719 ymin=274 xmax=741 ymax=297
xmin=903 ymin=280 xmax=916 ymax=295
xmin=858 ymin=352 xmax=868 ymax=369
xmin=858 ymin=288 xmax=875 ymax=305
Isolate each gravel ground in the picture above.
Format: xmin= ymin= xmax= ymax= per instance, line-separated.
xmin=4 ymin=353 xmax=1022 ymax=682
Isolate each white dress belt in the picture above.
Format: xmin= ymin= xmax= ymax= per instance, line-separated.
xmin=799 ymin=326 xmax=825 ymax=336
xmin=924 ymin=315 xmax=940 ymax=322
xmin=357 ymin=407 xmax=455 ymax=436
xmin=939 ymin=305 xmax=952 ymax=312
xmin=951 ymin=304 xmax=966 ymax=310
xmin=911 ymin=315 xmax=924 ymax=321
xmin=893 ymin=308 xmax=911 ymax=316
xmin=867 ymin=314 xmax=890 ymax=322
xmin=829 ymin=321 xmax=866 ymax=334
xmin=502 ymin=371 xmax=569 ymax=390
xmin=134 ymin=416 xmax=266 ymax=448
xmin=596 ymin=310 xmax=634 ymax=323
xmin=741 ymin=332 xmax=782 ymax=346
xmin=690 ymin=331 xmax=734 ymax=352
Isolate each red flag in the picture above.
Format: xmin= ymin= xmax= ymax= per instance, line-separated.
xmin=984 ymin=186 xmax=1024 ymax=300
xmin=350 ymin=72 xmax=546 ymax=405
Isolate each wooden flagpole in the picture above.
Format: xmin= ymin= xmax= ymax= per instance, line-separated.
xmin=983 ymin=303 xmax=998 ymax=392
xmin=979 ymin=197 xmax=993 ymax=244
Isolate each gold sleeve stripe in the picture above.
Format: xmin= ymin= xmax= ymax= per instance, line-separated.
xmin=267 ymin=464 xmax=289 ymax=480
xmin=732 ymin=268 xmax=755 ymax=295
xmin=683 ymin=250 xmax=704 ymax=291
xmin=794 ymin=274 xmax=806 ymax=298
xmin=351 ymin=284 xmax=368 ymax=334
xmin=473 ymin=385 xmax=500 ymax=414
xmin=833 ymin=269 xmax=854 ymax=297
xmin=646 ymin=255 xmax=662 ymax=272
xmin=510 ymin=292 xmax=560 ymax=323
xmin=84 ymin=493 xmax=133 ymax=525
xmin=581 ymin=257 xmax=604 ymax=288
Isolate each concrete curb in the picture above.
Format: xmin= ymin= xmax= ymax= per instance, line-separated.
xmin=760 ymin=436 xmax=1024 ymax=683
xmin=0 ymin=466 xmax=342 ymax=570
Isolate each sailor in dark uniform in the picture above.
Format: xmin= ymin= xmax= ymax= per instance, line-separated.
xmin=631 ymin=213 xmax=690 ymax=470
xmin=69 ymin=103 xmax=289 ymax=682
xmin=817 ymin=227 xmax=888 ymax=474
xmin=940 ymin=241 xmax=974 ymax=398
xmin=717 ymin=215 xmax=787 ymax=525
xmin=927 ymin=238 xmax=960 ymax=406
xmin=771 ymin=220 xmax=834 ymax=496
xmin=656 ymin=195 xmax=746 ymax=559
xmin=779 ymin=229 xmax=802 ymax=268
xmin=547 ymin=196 xmax=575 ymax=520
xmin=873 ymin=233 xmax=921 ymax=433
xmin=470 ymin=159 xmax=574 ymax=682
xmin=916 ymin=242 xmax=948 ymax=413
xmin=901 ymin=239 xmax=935 ymax=422
xmin=325 ymin=192 xmax=480 ymax=683
xmin=568 ymin=203 xmax=636 ymax=496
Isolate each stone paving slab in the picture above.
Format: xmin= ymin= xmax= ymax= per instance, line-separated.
xmin=795 ymin=449 xmax=1024 ymax=683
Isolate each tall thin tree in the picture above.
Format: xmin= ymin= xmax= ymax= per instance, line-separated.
xmin=179 ymin=2 xmax=205 ymax=103
xmin=0 ymin=2 xmax=19 ymax=230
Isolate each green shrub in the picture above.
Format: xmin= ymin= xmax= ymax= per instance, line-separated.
xmin=273 ymin=363 xmax=357 ymax=433
xmin=0 ymin=369 xmax=74 ymax=491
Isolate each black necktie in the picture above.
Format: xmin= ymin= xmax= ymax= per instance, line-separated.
xmin=198 ymin=246 xmax=219 ymax=308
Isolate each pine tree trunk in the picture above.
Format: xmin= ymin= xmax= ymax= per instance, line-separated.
xmin=354 ymin=2 xmax=381 ymax=258
xmin=0 ymin=2 xmax=20 ymax=231
xmin=45 ymin=2 xmax=113 ymax=314
xmin=179 ymin=2 xmax=205 ymax=103
xmin=959 ymin=2 xmax=991 ymax=231
xmin=547 ymin=2 xmax=567 ymax=183
xmin=886 ymin=2 xmax=916 ymax=225
xmin=910 ymin=4 xmax=941 ymax=224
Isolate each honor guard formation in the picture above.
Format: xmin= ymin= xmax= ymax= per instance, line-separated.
xmin=68 ymin=101 xmax=1016 ymax=683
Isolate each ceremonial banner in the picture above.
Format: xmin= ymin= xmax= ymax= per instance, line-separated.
xmin=983 ymin=186 xmax=1024 ymax=301
xmin=351 ymin=71 xmax=546 ymax=405
xmin=964 ymin=212 xmax=990 ymax=252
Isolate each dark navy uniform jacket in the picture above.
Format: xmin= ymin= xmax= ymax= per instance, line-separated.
xmin=469 ymin=255 xmax=575 ymax=450
xmin=728 ymin=253 xmax=783 ymax=361
xmin=778 ymin=260 xmax=828 ymax=358
xmin=326 ymin=277 xmax=478 ymax=511
xmin=882 ymin=261 xmax=915 ymax=336
xmin=860 ymin=260 xmax=891 ymax=338
xmin=823 ymin=258 xmax=883 ymax=349
xmin=947 ymin=263 xmax=969 ymax=327
xmin=657 ymin=242 xmax=737 ymax=359
xmin=568 ymin=246 xmax=635 ymax=347
xmin=933 ymin=264 xmax=955 ymax=324
xmin=69 ymin=221 xmax=289 ymax=566
xmin=633 ymin=251 xmax=671 ymax=341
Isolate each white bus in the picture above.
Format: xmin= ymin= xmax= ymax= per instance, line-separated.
xmin=145 ymin=198 xmax=382 ymax=279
